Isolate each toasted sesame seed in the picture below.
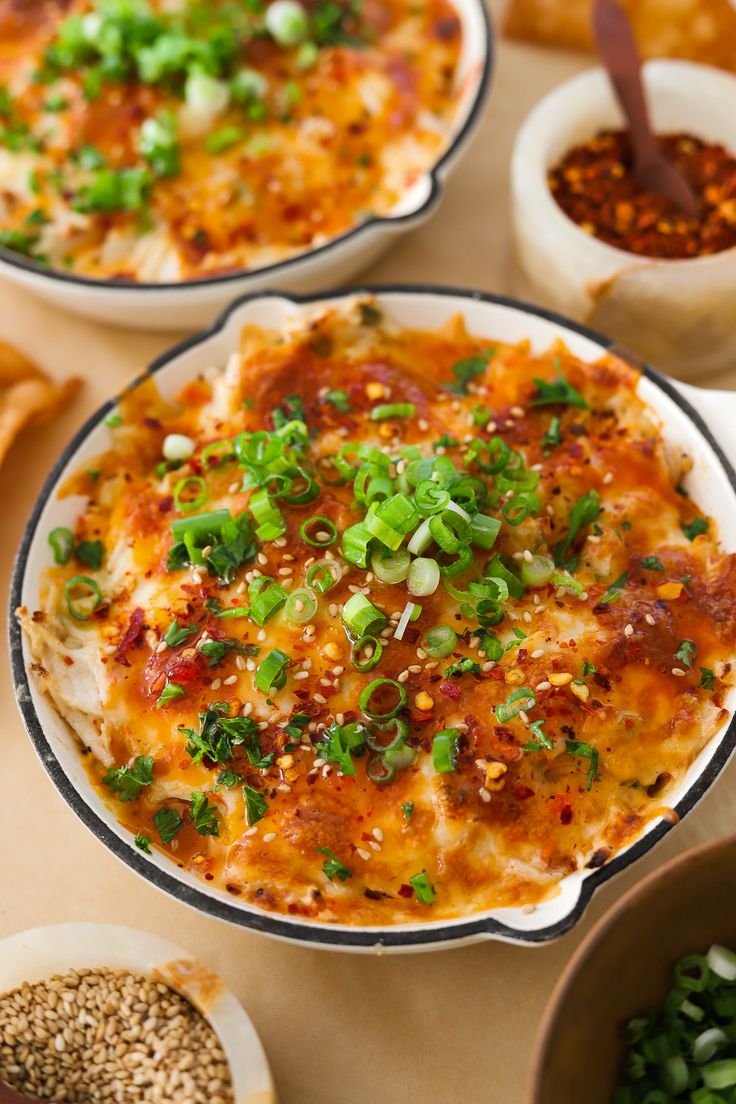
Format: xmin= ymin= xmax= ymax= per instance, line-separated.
xmin=397 ymin=670 xmax=410 ymax=683
xmin=257 ymin=629 xmax=266 ymax=642
xmin=603 ymin=472 xmax=614 ymax=485
xmin=263 ymin=833 xmax=277 ymax=843
xmin=372 ymin=827 xmax=384 ymax=842
xmin=211 ymin=678 xmax=222 ymax=690
xmin=479 ymin=787 xmax=491 ymax=803
xmin=645 ymin=613 xmax=656 ymax=626
xmin=535 ymin=680 xmax=552 ymax=691
xmin=278 ymin=567 xmax=294 ymax=577
xmin=246 ymin=658 xmax=256 ymax=671
xmin=357 ymin=848 xmax=371 ymax=861
xmin=313 ymin=693 xmax=327 ymax=704
xmin=0 ymin=969 xmax=234 ymax=1103
xmin=222 ymin=674 xmax=237 ymax=686
xmin=156 ymin=640 xmax=168 ymax=654
xmin=522 ymin=550 xmax=534 ymax=563
xmin=523 ymin=611 xmax=532 ymax=623
xmin=228 ymin=481 xmax=240 ymax=494
xmin=257 ymin=552 xmax=268 ymax=565
xmin=530 ymin=648 xmax=545 ymax=659
xmin=672 ymin=667 xmax=687 ymax=677
xmin=293 ymin=671 xmax=309 ymax=681
xmin=624 ymin=624 xmax=634 ymax=637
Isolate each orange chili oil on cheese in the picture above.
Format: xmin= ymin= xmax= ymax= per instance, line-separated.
xmin=548 ymin=130 xmax=736 ymax=259
xmin=27 ymin=298 xmax=736 ymax=926
xmin=0 ymin=0 xmax=462 ymax=280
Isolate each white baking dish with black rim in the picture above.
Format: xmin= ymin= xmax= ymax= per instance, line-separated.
xmin=0 ymin=0 xmax=492 ymax=333
xmin=9 ymin=285 xmax=736 ymax=953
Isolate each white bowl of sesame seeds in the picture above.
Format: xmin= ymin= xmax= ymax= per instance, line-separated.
xmin=0 ymin=923 xmax=275 ymax=1104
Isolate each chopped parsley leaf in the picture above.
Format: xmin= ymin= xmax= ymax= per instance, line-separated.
xmin=215 ymin=766 xmax=244 ymax=791
xmin=155 ymin=681 xmax=185 ymax=709
xmin=243 ymin=784 xmax=268 ymax=825
xmin=154 ymin=807 xmax=184 ymax=845
xmin=641 ymin=555 xmax=664 ymax=570
xmin=444 ymin=349 xmax=495 ymax=395
xmin=103 ymin=755 xmax=153 ymax=802
xmin=75 ymin=539 xmax=104 ymax=570
xmin=682 ymin=517 xmax=709 ymax=541
xmin=134 ymin=833 xmax=152 ymax=854
xmin=318 ymin=848 xmax=352 ymax=882
xmin=699 ymin=667 xmax=716 ymax=690
xmin=402 ymin=802 xmax=414 ymax=821
xmin=553 ymin=490 xmax=601 ymax=566
xmin=190 ymin=792 xmax=219 ymax=837
xmin=164 ymin=619 xmax=197 ymax=647
xmin=530 ymin=372 xmax=588 ymax=410
xmin=675 ymin=640 xmax=696 ymax=669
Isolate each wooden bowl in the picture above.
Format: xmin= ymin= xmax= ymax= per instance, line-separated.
xmin=528 ymin=834 xmax=736 ymax=1104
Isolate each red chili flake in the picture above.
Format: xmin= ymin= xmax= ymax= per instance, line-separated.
xmin=143 ymin=417 xmax=161 ymax=429
xmin=113 ymin=607 xmax=145 ymax=667
xmin=158 ymin=495 xmax=173 ymax=512
xmin=549 ymin=129 xmax=736 ymax=259
xmin=515 ymin=786 xmax=534 ymax=801
xmin=438 ymin=679 xmax=461 ymax=700
xmin=398 ymin=884 xmax=414 ymax=898
xmin=560 ymin=805 xmax=573 ymax=825
xmin=165 ymin=655 xmax=203 ymax=684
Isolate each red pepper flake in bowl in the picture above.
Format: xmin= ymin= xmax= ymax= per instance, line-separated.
xmin=548 ymin=130 xmax=736 ymax=259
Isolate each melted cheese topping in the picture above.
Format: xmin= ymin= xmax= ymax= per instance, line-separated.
xmin=20 ymin=297 xmax=736 ymax=925
xmin=0 ymin=0 xmax=462 ymax=280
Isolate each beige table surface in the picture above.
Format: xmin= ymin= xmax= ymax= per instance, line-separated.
xmin=2 ymin=6 xmax=736 ymax=1103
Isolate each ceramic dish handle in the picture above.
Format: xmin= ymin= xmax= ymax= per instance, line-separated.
xmin=673 ymin=381 xmax=736 ymax=471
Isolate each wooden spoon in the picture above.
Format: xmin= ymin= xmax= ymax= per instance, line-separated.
xmin=592 ymin=0 xmax=700 ymax=217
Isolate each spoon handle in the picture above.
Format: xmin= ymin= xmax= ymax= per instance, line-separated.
xmin=592 ymin=0 xmax=657 ymax=163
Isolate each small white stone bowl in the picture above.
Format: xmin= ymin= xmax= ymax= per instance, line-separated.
xmin=0 ymin=923 xmax=275 ymax=1104
xmin=511 ymin=60 xmax=736 ymax=380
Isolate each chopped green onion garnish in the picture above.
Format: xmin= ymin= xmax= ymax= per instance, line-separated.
xmin=370 ymin=402 xmax=416 ymax=421
xmin=49 ymin=526 xmax=74 ymax=565
xmin=64 ymin=575 xmax=103 ymax=621
xmin=173 ymin=475 xmax=208 ymax=513
xmin=351 ymin=634 xmax=383 ymax=672
xmin=359 ymin=677 xmax=407 ymax=720
xmin=422 ymin=624 xmax=457 ymax=658
xmin=432 ymin=728 xmax=458 ymax=773
xmin=407 ymin=557 xmax=440 ymax=597
xmin=299 ymin=515 xmax=337 ymax=547
xmin=409 ymin=870 xmax=436 ymax=904
xmin=254 ymin=648 xmax=290 ymax=694
xmin=342 ymin=593 xmax=386 ymax=637
xmin=371 ymin=547 xmax=411 ymax=584
xmin=495 ymin=688 xmax=536 ymax=724
xmin=284 ymin=587 xmax=319 ymax=623
xmin=519 ymin=555 xmax=554 ymax=588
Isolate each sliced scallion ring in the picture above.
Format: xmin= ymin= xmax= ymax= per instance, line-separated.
xmin=284 ymin=587 xmax=318 ymax=623
xmin=64 ymin=575 xmax=103 ymax=621
xmin=367 ymin=754 xmax=397 ymax=784
xmin=371 ymin=547 xmax=410 ymax=585
xmin=422 ymin=624 xmax=457 ymax=658
xmin=408 ymin=557 xmax=440 ymax=596
xmin=254 ymin=648 xmax=290 ymax=693
xmin=299 ymin=515 xmax=337 ymax=547
xmin=173 ymin=475 xmax=208 ymax=513
xmin=351 ymin=634 xmax=383 ymax=672
xmin=342 ymin=593 xmax=386 ymax=637
xmin=306 ymin=559 xmax=341 ymax=593
xmin=49 ymin=526 xmax=74 ymax=565
xmin=359 ymin=677 xmax=408 ymax=720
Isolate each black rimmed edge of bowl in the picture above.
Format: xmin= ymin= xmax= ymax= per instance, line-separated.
xmin=9 ymin=283 xmax=736 ymax=951
xmin=0 ymin=3 xmax=494 ymax=295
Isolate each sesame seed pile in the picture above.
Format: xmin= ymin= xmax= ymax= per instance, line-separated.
xmin=0 ymin=969 xmax=233 ymax=1104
